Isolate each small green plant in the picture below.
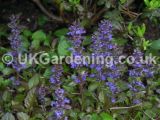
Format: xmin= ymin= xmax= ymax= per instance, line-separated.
xmin=142 ymin=38 xmax=151 ymax=50
xmin=144 ymin=0 xmax=160 ymax=9
xmin=68 ymin=0 xmax=80 ymax=5
xmin=0 ymin=77 xmax=11 ymax=89
xmin=134 ymin=24 xmax=146 ymax=38
xmin=120 ymin=0 xmax=127 ymax=4
xmin=127 ymin=23 xmax=151 ymax=50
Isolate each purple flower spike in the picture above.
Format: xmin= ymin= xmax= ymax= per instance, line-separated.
xmin=8 ymin=14 xmax=22 ymax=51
xmin=50 ymin=65 xmax=70 ymax=119
xmin=67 ymin=22 xmax=86 ymax=69
xmin=50 ymin=65 xmax=63 ymax=85
xmin=90 ymin=20 xmax=123 ymax=81
xmin=51 ymin=88 xmax=70 ymax=120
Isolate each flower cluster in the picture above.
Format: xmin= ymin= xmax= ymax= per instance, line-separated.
xmin=90 ymin=20 xmax=125 ymax=102
xmin=128 ymin=80 xmax=145 ymax=104
xmin=106 ymin=82 xmax=119 ymax=103
xmin=71 ymin=71 xmax=87 ymax=84
xmin=90 ymin=20 xmax=123 ymax=81
xmin=128 ymin=49 xmax=156 ymax=104
xmin=7 ymin=51 xmax=26 ymax=72
xmin=68 ymin=22 xmax=88 ymax=84
xmin=51 ymin=88 xmax=70 ymax=120
xmin=129 ymin=49 xmax=155 ymax=78
xmin=9 ymin=76 xmax=20 ymax=86
xmin=50 ymin=65 xmax=70 ymax=120
xmin=67 ymin=22 xmax=86 ymax=47
xmin=8 ymin=14 xmax=22 ymax=51
xmin=67 ymin=22 xmax=86 ymax=69
xmin=7 ymin=15 xmax=26 ymax=72
xmin=38 ymin=86 xmax=47 ymax=105
xmin=50 ymin=65 xmax=63 ymax=85
xmin=128 ymin=81 xmax=145 ymax=92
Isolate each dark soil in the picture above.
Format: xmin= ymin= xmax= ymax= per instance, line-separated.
xmin=0 ymin=0 xmax=59 ymax=30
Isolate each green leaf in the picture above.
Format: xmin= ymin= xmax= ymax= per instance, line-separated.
xmin=2 ymin=68 xmax=14 ymax=75
xmin=2 ymin=91 xmax=11 ymax=102
xmin=143 ymin=110 xmax=156 ymax=120
xmin=98 ymin=91 xmax=105 ymax=103
xmin=0 ymin=77 xmax=11 ymax=89
xmin=97 ymin=0 xmax=105 ymax=5
xmin=58 ymin=36 xmax=70 ymax=56
xmin=24 ymin=88 xmax=37 ymax=109
xmin=70 ymin=110 xmax=78 ymax=119
xmin=38 ymin=15 xmax=48 ymax=26
xmin=0 ymin=62 xmax=4 ymax=70
xmin=144 ymin=0 xmax=150 ymax=7
xmin=21 ymin=35 xmax=30 ymax=49
xmin=120 ymin=0 xmax=126 ymax=4
xmin=32 ymin=30 xmax=46 ymax=41
xmin=142 ymin=24 xmax=146 ymax=35
xmin=63 ymin=81 xmax=76 ymax=92
xmin=83 ymin=36 xmax=92 ymax=46
xmin=142 ymin=39 xmax=151 ymax=50
xmin=113 ymin=38 xmax=127 ymax=45
xmin=143 ymin=102 xmax=153 ymax=109
xmin=0 ymin=47 xmax=8 ymax=54
xmin=100 ymin=112 xmax=113 ymax=120
xmin=28 ymin=74 xmax=40 ymax=89
xmin=69 ymin=0 xmax=80 ymax=5
xmin=2 ymin=113 xmax=15 ymax=120
xmin=88 ymin=83 xmax=99 ymax=92
xmin=14 ymin=94 xmax=26 ymax=103
xmin=23 ymin=29 xmax=32 ymax=37
xmin=31 ymin=39 xmax=40 ymax=49
xmin=137 ymin=27 xmax=143 ymax=37
xmin=105 ymin=0 xmax=111 ymax=8
xmin=43 ymin=67 xmax=52 ymax=78
xmin=91 ymin=113 xmax=100 ymax=120
xmin=17 ymin=112 xmax=30 ymax=120
xmin=127 ymin=22 xmax=133 ymax=33
xmin=151 ymin=39 xmax=160 ymax=50
xmin=0 ymin=24 xmax=8 ymax=37
xmin=31 ymin=30 xmax=47 ymax=49
xmin=44 ymin=34 xmax=51 ymax=46
xmin=82 ymin=114 xmax=92 ymax=120
xmin=63 ymin=64 xmax=70 ymax=72
xmin=54 ymin=28 xmax=68 ymax=37
xmin=104 ymin=10 xmax=123 ymax=31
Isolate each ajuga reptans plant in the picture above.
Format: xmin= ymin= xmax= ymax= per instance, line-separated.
xmin=8 ymin=14 xmax=26 ymax=72
xmin=50 ymin=65 xmax=70 ymax=120
xmin=68 ymin=22 xmax=88 ymax=84
xmin=90 ymin=20 xmax=125 ymax=103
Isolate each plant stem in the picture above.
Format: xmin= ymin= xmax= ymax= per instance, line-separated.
xmin=109 ymin=103 xmax=142 ymax=110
